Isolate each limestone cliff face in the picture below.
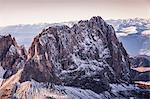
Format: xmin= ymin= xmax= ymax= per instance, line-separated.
xmin=17 ymin=16 xmax=131 ymax=93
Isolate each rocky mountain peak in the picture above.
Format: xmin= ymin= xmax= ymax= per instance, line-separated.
xmin=18 ymin=16 xmax=131 ymax=93
xmin=0 ymin=35 xmax=26 ymax=79
xmin=0 ymin=16 xmax=131 ymax=96
xmin=0 ymin=34 xmax=12 ymax=60
xmin=0 ymin=16 xmax=148 ymax=99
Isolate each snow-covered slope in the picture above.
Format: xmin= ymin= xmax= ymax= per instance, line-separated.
xmin=141 ymin=30 xmax=150 ymax=36
xmin=0 ymin=68 xmax=104 ymax=99
xmin=0 ymin=70 xmax=146 ymax=99
xmin=15 ymin=80 xmax=109 ymax=99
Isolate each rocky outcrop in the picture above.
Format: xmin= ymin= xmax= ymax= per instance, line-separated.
xmin=130 ymin=55 xmax=150 ymax=82
xmin=130 ymin=55 xmax=150 ymax=67
xmin=0 ymin=69 xmax=23 ymax=98
xmin=130 ymin=69 xmax=150 ymax=82
xmin=0 ymin=35 xmax=26 ymax=79
xmin=18 ymin=16 xmax=131 ymax=93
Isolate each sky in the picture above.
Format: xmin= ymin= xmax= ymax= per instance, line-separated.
xmin=0 ymin=0 xmax=150 ymax=26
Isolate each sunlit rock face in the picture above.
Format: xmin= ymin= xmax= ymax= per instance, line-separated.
xmin=18 ymin=16 xmax=131 ymax=93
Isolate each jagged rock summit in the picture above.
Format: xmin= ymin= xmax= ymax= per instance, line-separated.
xmin=0 ymin=16 xmax=132 ymax=98
xmin=20 ymin=16 xmax=131 ymax=92
xmin=0 ymin=34 xmax=26 ymax=79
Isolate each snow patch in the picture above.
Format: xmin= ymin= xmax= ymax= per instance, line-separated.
xmin=141 ymin=30 xmax=150 ymax=36
xmin=8 ymin=45 xmax=17 ymax=55
xmin=140 ymin=49 xmax=150 ymax=56
xmin=116 ymin=32 xmax=128 ymax=37
xmin=120 ymin=26 xmax=137 ymax=34
xmin=110 ymin=83 xmax=139 ymax=93
xmin=15 ymin=80 xmax=108 ymax=99
xmin=0 ymin=66 xmax=6 ymax=78
xmin=39 ymin=34 xmax=49 ymax=46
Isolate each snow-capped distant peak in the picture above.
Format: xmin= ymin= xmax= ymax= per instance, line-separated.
xmin=141 ymin=30 xmax=150 ymax=36
xmin=120 ymin=26 xmax=137 ymax=34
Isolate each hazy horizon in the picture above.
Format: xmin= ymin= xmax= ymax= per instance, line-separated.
xmin=0 ymin=17 xmax=150 ymax=28
xmin=0 ymin=0 xmax=149 ymax=26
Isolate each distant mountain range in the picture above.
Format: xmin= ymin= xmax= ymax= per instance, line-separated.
xmin=107 ymin=18 xmax=150 ymax=56
xmin=0 ymin=18 xmax=150 ymax=56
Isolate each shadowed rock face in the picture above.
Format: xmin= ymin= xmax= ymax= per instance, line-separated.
xmin=18 ymin=16 xmax=131 ymax=93
xmin=130 ymin=56 xmax=150 ymax=82
xmin=130 ymin=56 xmax=150 ymax=68
xmin=130 ymin=69 xmax=150 ymax=82
xmin=0 ymin=35 xmax=26 ymax=79
xmin=0 ymin=35 xmax=13 ymax=61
